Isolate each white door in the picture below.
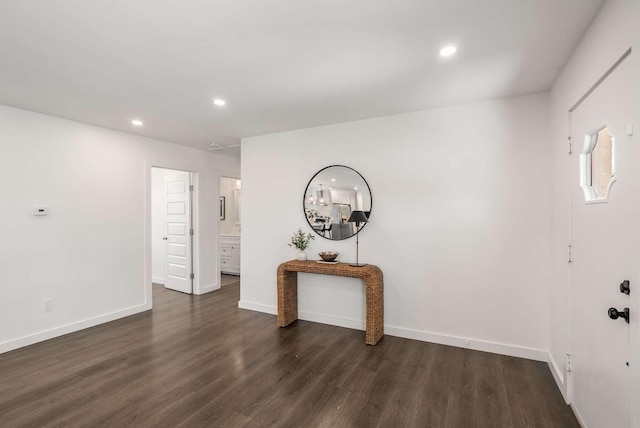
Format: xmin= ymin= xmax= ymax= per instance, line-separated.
xmin=631 ymin=40 xmax=640 ymax=428
xmin=164 ymin=172 xmax=193 ymax=294
xmin=569 ymin=51 xmax=638 ymax=427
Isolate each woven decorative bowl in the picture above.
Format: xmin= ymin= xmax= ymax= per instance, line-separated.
xmin=318 ymin=251 xmax=339 ymax=262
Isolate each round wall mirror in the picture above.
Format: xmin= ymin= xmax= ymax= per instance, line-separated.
xmin=303 ymin=165 xmax=372 ymax=240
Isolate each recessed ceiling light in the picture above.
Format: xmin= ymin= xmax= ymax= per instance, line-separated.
xmin=331 ymin=178 xmax=336 ymax=182
xmin=439 ymin=46 xmax=457 ymax=57
xmin=354 ymin=187 xmax=358 ymax=190
xmin=213 ymin=99 xmax=226 ymax=106
xmin=131 ymin=119 xmax=143 ymax=126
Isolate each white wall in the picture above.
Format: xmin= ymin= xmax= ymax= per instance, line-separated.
xmin=548 ymin=0 xmax=640 ymax=397
xmin=151 ymin=168 xmax=189 ymax=284
xmin=241 ymin=93 xmax=551 ymax=360
xmin=152 ymin=168 xmax=168 ymax=283
xmin=0 ymin=104 xmax=239 ymax=353
xmin=220 ymin=176 xmax=241 ymax=235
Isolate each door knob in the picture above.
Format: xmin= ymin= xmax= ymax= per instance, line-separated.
xmin=162 ymin=237 xmax=168 ymax=240
xmin=608 ymin=307 xmax=630 ymax=323
xmin=620 ymin=280 xmax=630 ymax=295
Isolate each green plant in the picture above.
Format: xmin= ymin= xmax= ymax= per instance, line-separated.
xmin=288 ymin=228 xmax=315 ymax=251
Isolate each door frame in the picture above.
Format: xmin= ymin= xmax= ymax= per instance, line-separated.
xmin=145 ymin=159 xmax=202 ymax=306
xmin=217 ymin=170 xmax=241 ymax=278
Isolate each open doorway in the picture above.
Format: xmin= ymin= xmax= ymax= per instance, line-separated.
xmin=152 ymin=167 xmax=194 ymax=294
xmin=219 ymin=176 xmax=241 ymax=277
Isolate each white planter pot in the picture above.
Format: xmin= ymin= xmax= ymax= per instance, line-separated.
xmin=297 ymin=251 xmax=307 ymax=261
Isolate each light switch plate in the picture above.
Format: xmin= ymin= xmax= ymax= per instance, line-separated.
xmin=626 ymin=123 xmax=633 ymax=136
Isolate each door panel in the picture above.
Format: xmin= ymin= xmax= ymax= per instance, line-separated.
xmin=164 ymin=172 xmax=192 ymax=294
xmin=167 ymin=242 xmax=187 ymax=257
xmin=167 ymin=201 xmax=186 ymax=215
xmin=631 ymin=40 xmax=640 ymax=428
xmin=167 ymin=222 xmax=186 ymax=235
xmin=570 ymin=52 xmax=637 ymax=427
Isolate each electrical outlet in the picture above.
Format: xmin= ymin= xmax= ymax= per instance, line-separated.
xmin=43 ymin=299 xmax=54 ymax=313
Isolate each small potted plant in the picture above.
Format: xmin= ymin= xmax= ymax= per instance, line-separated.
xmin=288 ymin=228 xmax=315 ymax=261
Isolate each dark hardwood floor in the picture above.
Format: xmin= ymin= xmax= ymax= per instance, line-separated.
xmin=0 ymin=275 xmax=577 ymax=427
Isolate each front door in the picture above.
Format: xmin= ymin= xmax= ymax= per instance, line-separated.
xmin=569 ymin=50 xmax=638 ymax=427
xmin=164 ymin=172 xmax=193 ymax=294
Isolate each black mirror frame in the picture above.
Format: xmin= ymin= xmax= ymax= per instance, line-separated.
xmin=302 ymin=165 xmax=372 ymax=241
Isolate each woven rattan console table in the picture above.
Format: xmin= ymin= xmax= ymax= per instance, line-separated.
xmin=276 ymin=260 xmax=384 ymax=345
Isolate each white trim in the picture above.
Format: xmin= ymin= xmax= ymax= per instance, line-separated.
xmin=238 ymin=303 xmax=546 ymax=361
xmin=197 ymin=282 xmax=220 ymax=295
xmin=238 ymin=300 xmax=276 ymax=314
xmin=384 ymin=324 xmax=547 ymax=361
xmin=571 ymin=403 xmax=588 ymax=428
xmin=152 ymin=276 xmax=165 ymax=284
xmin=547 ymin=352 xmax=568 ymax=403
xmin=299 ymin=311 xmax=365 ymax=331
xmin=0 ymin=303 xmax=151 ymax=354
xmin=579 ymin=121 xmax=616 ymax=204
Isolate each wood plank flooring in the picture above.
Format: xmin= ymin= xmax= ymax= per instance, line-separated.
xmin=0 ymin=276 xmax=578 ymax=427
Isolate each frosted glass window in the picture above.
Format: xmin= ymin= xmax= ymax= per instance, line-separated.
xmin=591 ymin=127 xmax=614 ymax=198
xmin=580 ymin=124 xmax=615 ymax=202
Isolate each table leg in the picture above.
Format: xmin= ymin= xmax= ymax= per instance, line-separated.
xmin=365 ymin=281 xmax=384 ymax=345
xmin=277 ymin=270 xmax=298 ymax=327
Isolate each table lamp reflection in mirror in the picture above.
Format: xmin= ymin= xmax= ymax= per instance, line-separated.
xmin=347 ymin=210 xmax=369 ymax=267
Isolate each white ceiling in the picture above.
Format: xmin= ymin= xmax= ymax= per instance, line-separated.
xmin=0 ymin=0 xmax=603 ymax=156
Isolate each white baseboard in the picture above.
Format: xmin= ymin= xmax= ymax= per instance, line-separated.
xmin=298 ymin=311 xmax=365 ymax=331
xmin=384 ymin=324 xmax=547 ymax=362
xmin=197 ymin=282 xmax=220 ymax=295
xmin=237 ymin=302 xmax=546 ymax=361
xmin=547 ymin=352 xmax=568 ymax=403
xmin=152 ymin=276 xmax=165 ymax=284
xmin=0 ymin=303 xmax=151 ymax=355
xmin=570 ymin=403 xmax=587 ymax=428
xmin=238 ymin=300 xmax=276 ymax=314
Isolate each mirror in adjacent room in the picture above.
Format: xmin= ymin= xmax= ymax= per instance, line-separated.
xmin=235 ymin=186 xmax=242 ymax=224
xmin=303 ymin=165 xmax=372 ymax=240
xmin=220 ymin=177 xmax=241 ymax=235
